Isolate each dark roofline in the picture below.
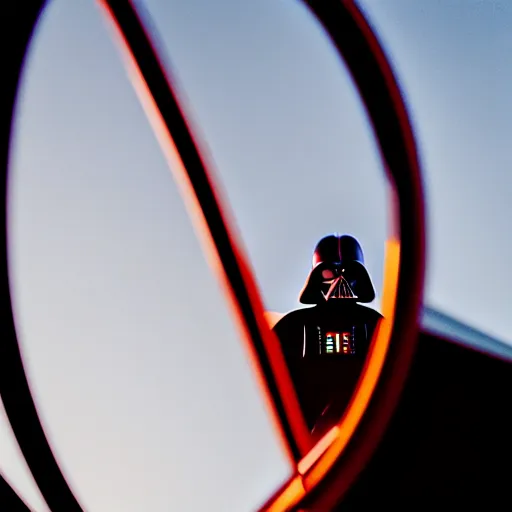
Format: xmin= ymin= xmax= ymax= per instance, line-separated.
xmin=421 ymin=306 xmax=512 ymax=361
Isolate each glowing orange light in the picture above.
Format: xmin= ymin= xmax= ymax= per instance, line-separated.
xmin=298 ymin=426 xmax=339 ymax=475
xmin=266 ymin=476 xmax=305 ymax=512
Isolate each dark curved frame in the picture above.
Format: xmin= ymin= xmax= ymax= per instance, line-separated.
xmin=0 ymin=1 xmax=425 ymax=511
xmin=1 ymin=3 xmax=83 ymax=510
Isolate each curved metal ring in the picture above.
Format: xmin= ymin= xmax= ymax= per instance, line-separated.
xmin=0 ymin=1 xmax=425 ymax=511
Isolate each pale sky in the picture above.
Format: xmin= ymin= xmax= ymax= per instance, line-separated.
xmin=2 ymin=1 xmax=511 ymax=511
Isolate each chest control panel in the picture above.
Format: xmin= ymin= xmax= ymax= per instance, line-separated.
xmin=309 ymin=324 xmax=368 ymax=358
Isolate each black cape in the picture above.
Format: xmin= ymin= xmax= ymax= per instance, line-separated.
xmin=273 ymin=302 xmax=383 ymax=432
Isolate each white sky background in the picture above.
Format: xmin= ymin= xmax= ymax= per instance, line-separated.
xmin=360 ymin=0 xmax=512 ymax=341
xmin=2 ymin=0 xmax=512 ymax=511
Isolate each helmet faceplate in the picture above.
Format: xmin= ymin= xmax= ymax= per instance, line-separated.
xmin=299 ymin=234 xmax=376 ymax=305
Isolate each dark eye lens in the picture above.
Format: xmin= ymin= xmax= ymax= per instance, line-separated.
xmin=322 ymin=269 xmax=334 ymax=279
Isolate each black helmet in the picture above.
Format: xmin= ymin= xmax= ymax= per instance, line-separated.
xmin=299 ymin=234 xmax=376 ymax=305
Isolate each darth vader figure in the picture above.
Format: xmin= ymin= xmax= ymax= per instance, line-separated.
xmin=273 ymin=234 xmax=383 ymax=437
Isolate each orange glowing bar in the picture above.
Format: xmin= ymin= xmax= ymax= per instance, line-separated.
xmin=266 ymin=476 xmax=305 ymax=512
xmin=297 ymin=426 xmax=339 ymax=475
